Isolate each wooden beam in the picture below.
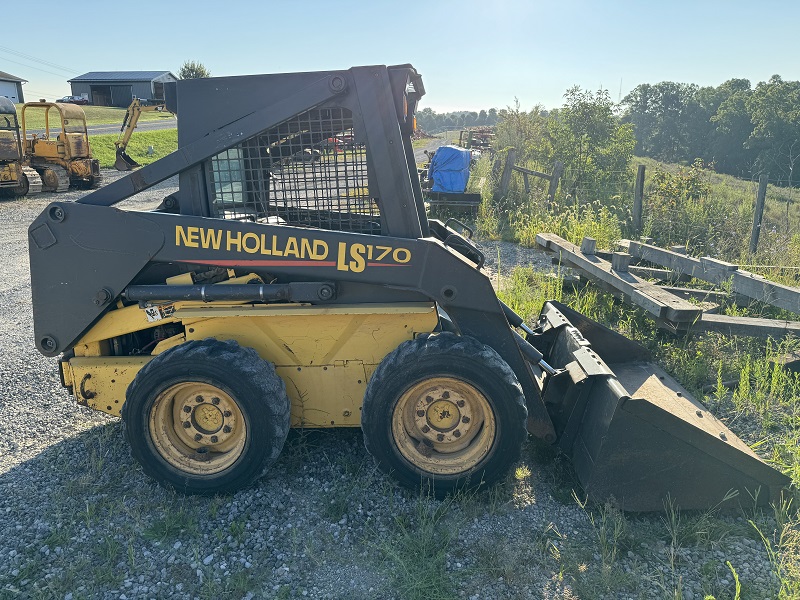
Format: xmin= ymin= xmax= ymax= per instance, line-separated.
xmin=626 ymin=240 xmax=800 ymax=314
xmin=547 ymin=161 xmax=563 ymax=208
xmin=673 ymin=313 xmax=800 ymax=339
xmin=660 ymin=286 xmax=730 ymax=303
xmin=632 ymin=164 xmax=645 ymax=235
xmin=536 ymin=233 xmax=702 ymax=322
xmin=626 ymin=240 xmax=737 ymax=284
xmin=512 ymin=165 xmax=552 ymax=180
xmin=498 ymin=148 xmax=517 ymax=197
xmin=750 ymin=174 xmax=768 ymax=254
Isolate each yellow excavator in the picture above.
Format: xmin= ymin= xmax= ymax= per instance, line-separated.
xmin=114 ymin=98 xmax=173 ymax=171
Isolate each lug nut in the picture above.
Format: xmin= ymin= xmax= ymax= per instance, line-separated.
xmin=416 ymin=410 xmax=425 ymax=417
xmin=182 ymin=422 xmax=191 ymax=428
xmin=223 ymin=425 xmax=232 ymax=433
xmin=195 ymin=395 xmax=204 ymax=403
xmin=211 ymin=397 xmax=220 ymax=405
xmin=183 ymin=406 xmax=192 ymax=413
xmin=210 ymin=436 xmax=218 ymax=443
xmin=456 ymin=400 xmax=465 ymax=408
xmin=441 ymin=391 xmax=450 ymax=399
xmin=453 ymin=430 xmax=461 ymax=438
xmin=436 ymin=433 xmax=445 ymax=442
xmin=425 ymin=396 xmax=433 ymax=403
xmin=462 ymin=416 xmax=470 ymax=423
xmin=223 ymin=411 xmax=232 ymax=417
xmin=194 ymin=434 xmax=202 ymax=441
xmin=421 ymin=425 xmax=430 ymax=433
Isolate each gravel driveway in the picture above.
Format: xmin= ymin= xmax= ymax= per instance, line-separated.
xmin=0 ymin=173 xmax=784 ymax=599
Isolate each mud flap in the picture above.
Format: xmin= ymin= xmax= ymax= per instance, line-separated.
xmin=530 ymin=301 xmax=789 ymax=512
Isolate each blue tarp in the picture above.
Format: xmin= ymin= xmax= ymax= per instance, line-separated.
xmin=429 ymin=145 xmax=471 ymax=193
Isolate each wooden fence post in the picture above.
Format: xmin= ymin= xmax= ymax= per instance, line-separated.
xmin=498 ymin=148 xmax=517 ymax=198
xmin=546 ymin=161 xmax=564 ymax=208
xmin=633 ymin=164 xmax=645 ymax=235
xmin=749 ymin=174 xmax=768 ymax=254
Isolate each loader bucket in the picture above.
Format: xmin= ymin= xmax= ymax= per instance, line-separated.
xmin=114 ymin=149 xmax=140 ymax=171
xmin=532 ymin=301 xmax=790 ymax=512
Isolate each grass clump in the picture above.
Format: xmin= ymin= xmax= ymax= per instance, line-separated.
xmin=90 ymin=129 xmax=178 ymax=169
xmin=377 ymin=491 xmax=456 ymax=600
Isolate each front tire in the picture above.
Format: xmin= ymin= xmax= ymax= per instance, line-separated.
xmin=122 ymin=338 xmax=290 ymax=495
xmin=362 ymin=332 xmax=527 ymax=495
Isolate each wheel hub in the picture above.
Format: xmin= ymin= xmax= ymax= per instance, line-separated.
xmin=189 ymin=401 xmax=224 ymax=434
xmin=177 ymin=393 xmax=237 ymax=445
xmin=149 ymin=382 xmax=245 ymax=475
xmin=393 ymin=376 xmax=494 ymax=475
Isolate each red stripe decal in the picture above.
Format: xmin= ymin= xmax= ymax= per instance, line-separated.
xmin=177 ymin=259 xmax=338 ymax=267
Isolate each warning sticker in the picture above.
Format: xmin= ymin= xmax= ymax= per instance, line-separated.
xmin=143 ymin=304 xmax=175 ymax=323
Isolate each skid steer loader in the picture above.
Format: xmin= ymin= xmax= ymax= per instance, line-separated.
xmin=28 ymin=65 xmax=788 ymax=510
xmin=0 ymin=97 xmax=42 ymax=197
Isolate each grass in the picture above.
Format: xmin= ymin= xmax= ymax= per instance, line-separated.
xmin=90 ymin=129 xmax=178 ymax=168
xmin=15 ymin=103 xmax=174 ymax=129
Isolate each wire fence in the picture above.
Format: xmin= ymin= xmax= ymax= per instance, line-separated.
xmin=501 ymin=160 xmax=800 ymax=264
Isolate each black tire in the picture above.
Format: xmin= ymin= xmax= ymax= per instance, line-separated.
xmin=362 ymin=332 xmax=527 ymax=495
xmin=122 ymin=338 xmax=290 ymax=495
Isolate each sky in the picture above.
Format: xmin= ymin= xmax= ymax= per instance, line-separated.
xmin=2 ymin=0 xmax=798 ymax=113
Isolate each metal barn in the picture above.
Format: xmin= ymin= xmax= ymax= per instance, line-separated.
xmin=0 ymin=71 xmax=26 ymax=103
xmin=68 ymin=71 xmax=178 ymax=107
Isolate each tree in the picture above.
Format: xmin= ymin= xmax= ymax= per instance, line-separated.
xmin=548 ymin=87 xmax=635 ymax=197
xmin=179 ymin=60 xmax=211 ymax=79
xmin=707 ymin=79 xmax=755 ymax=176
xmin=622 ymin=82 xmax=707 ymax=163
xmin=494 ymin=99 xmax=549 ymax=161
xmin=747 ymin=75 xmax=800 ymax=185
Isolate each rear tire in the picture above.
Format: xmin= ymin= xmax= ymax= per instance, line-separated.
xmin=362 ymin=332 xmax=527 ymax=495
xmin=122 ymin=338 xmax=290 ymax=495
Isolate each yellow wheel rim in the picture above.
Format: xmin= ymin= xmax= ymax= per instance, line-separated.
xmin=392 ymin=377 xmax=496 ymax=476
xmin=149 ymin=382 xmax=246 ymax=476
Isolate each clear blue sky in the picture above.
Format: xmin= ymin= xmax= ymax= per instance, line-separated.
xmin=3 ymin=0 xmax=797 ymax=112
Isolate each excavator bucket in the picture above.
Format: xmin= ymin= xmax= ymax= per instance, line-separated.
xmin=114 ymin=149 xmax=140 ymax=171
xmin=532 ymin=301 xmax=789 ymax=511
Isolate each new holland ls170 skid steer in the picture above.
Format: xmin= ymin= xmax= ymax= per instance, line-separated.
xmin=29 ymin=65 xmax=789 ymax=510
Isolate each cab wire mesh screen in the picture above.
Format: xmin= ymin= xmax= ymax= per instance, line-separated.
xmin=206 ymin=107 xmax=379 ymax=234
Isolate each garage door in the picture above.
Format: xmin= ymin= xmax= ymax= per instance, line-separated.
xmin=0 ymin=81 xmax=19 ymax=103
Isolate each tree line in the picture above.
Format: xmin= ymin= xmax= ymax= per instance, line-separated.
xmin=621 ymin=75 xmax=799 ymax=184
xmin=416 ymin=108 xmax=501 ymax=132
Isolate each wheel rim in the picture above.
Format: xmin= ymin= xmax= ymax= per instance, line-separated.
xmin=149 ymin=382 xmax=247 ymax=475
xmin=392 ymin=376 xmax=496 ymax=476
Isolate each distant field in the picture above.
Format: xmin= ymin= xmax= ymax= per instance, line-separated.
xmin=90 ymin=129 xmax=178 ymax=169
xmin=14 ymin=104 xmax=174 ymax=129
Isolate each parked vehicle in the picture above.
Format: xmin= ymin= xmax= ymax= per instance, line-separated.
xmin=55 ymin=96 xmax=89 ymax=106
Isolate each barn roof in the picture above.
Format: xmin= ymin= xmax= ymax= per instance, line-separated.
xmin=0 ymin=71 xmax=26 ymax=83
xmin=69 ymin=71 xmax=176 ymax=82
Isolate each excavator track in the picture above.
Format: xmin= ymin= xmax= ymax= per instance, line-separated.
xmin=20 ymin=167 xmax=43 ymax=195
xmin=38 ymin=165 xmax=70 ymax=193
